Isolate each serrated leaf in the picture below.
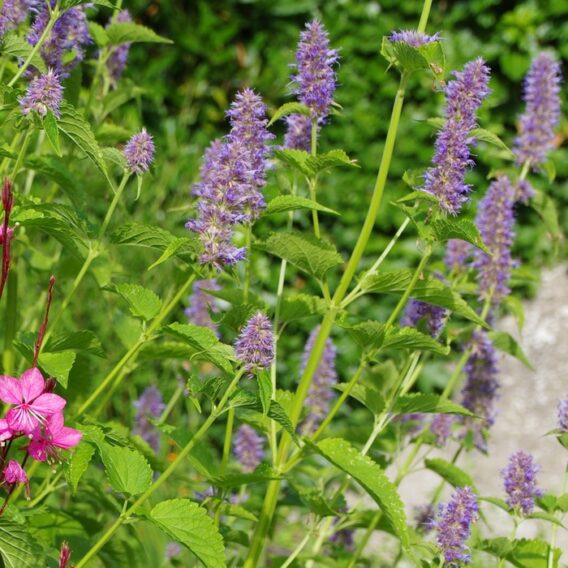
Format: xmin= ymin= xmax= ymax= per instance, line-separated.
xmin=106 ymin=22 xmax=172 ymax=45
xmin=2 ymin=33 xmax=47 ymax=74
xmin=290 ymin=482 xmax=341 ymax=517
xmin=147 ymin=238 xmax=194 ymax=271
xmin=61 ymin=0 xmax=115 ymax=7
xmin=477 ymin=538 xmax=560 ymax=568
xmin=215 ymin=502 xmax=258 ymax=522
xmin=88 ymin=21 xmax=109 ymax=47
xmin=0 ymin=518 xmax=44 ymax=568
xmin=64 ymin=441 xmax=95 ymax=494
xmin=314 ymin=438 xmax=410 ymax=550
xmin=487 ymin=330 xmax=533 ymax=370
xmin=383 ymin=326 xmax=449 ymax=355
xmin=257 ymin=370 xmax=272 ymax=417
xmin=268 ymin=102 xmax=311 ymax=126
xmin=424 ymin=458 xmax=476 ymax=489
xmin=360 ymin=271 xmax=488 ymax=328
xmin=260 ymin=232 xmax=342 ymax=281
xmin=278 ymin=293 xmax=327 ymax=322
xmin=430 ymin=218 xmax=490 ymax=253
xmin=46 ymin=330 xmax=105 ymax=358
xmin=470 ymin=128 xmax=515 ymax=160
xmin=381 ymin=36 xmax=445 ymax=78
xmin=58 ymin=102 xmax=108 ymax=180
xmin=264 ymin=195 xmax=339 ymax=216
xmin=211 ymin=464 xmax=282 ymax=489
xmin=334 ymin=383 xmax=385 ymax=415
xmin=102 ymin=146 xmax=128 ymax=170
xmin=305 ymin=149 xmax=358 ymax=174
xmin=42 ymin=111 xmax=61 ymax=156
xmin=346 ymin=321 xmax=386 ymax=351
xmin=99 ymin=443 xmax=152 ymax=497
xmin=273 ymin=148 xmax=311 ymax=176
xmin=526 ymin=512 xmax=566 ymax=529
xmin=393 ymin=394 xmax=474 ymax=416
xmin=542 ymin=160 xmax=556 ymax=183
xmin=114 ymin=283 xmax=162 ymax=321
xmin=150 ymin=499 xmax=226 ymax=568
xmin=38 ymin=351 xmax=76 ymax=387
xmin=163 ymin=323 xmax=235 ymax=373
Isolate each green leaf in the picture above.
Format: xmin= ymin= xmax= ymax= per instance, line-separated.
xmin=211 ymin=464 xmax=282 ymax=489
xmin=46 ymin=330 xmax=105 ymax=358
xmin=102 ymin=147 xmax=128 ymax=170
xmin=542 ymin=159 xmax=556 ymax=183
xmin=488 ymin=330 xmax=533 ymax=370
xmin=264 ymin=195 xmax=339 ymax=216
xmin=430 ymin=218 xmax=490 ymax=254
xmin=393 ymin=394 xmax=474 ymax=416
xmin=305 ymin=149 xmax=358 ymax=174
xmin=2 ymin=33 xmax=47 ymax=74
xmin=477 ymin=538 xmax=560 ymax=568
xmin=88 ymin=22 xmax=109 ymax=47
xmin=268 ymin=102 xmax=311 ymax=126
xmin=64 ymin=440 xmax=95 ymax=494
xmin=42 ymin=111 xmax=62 ymax=157
xmin=214 ymin=501 xmax=258 ymax=522
xmin=163 ymin=322 xmax=235 ymax=373
xmin=149 ymin=499 xmax=226 ymax=568
xmin=257 ymin=370 xmax=272 ymax=417
xmin=470 ymin=128 xmax=515 ymax=160
xmin=61 ymin=0 xmax=115 ymax=8
xmin=532 ymin=189 xmax=561 ymax=244
xmin=0 ymin=518 xmax=44 ymax=568
xmin=290 ymin=482 xmax=342 ymax=517
xmin=314 ymin=438 xmax=410 ymax=550
xmin=424 ymin=458 xmax=476 ymax=489
xmin=479 ymin=496 xmax=510 ymax=512
xmin=38 ymin=351 xmax=76 ymax=388
xmin=334 ymin=383 xmax=385 ymax=415
xmin=346 ymin=321 xmax=386 ymax=351
xmin=359 ymin=271 xmax=488 ymax=328
xmin=99 ymin=443 xmax=152 ymax=497
xmin=503 ymin=295 xmax=525 ymax=332
xmin=114 ymin=283 xmax=162 ymax=321
xmin=526 ymin=512 xmax=566 ymax=529
xmin=58 ymin=102 xmax=108 ymax=180
xmin=383 ymin=326 xmax=449 ymax=355
xmin=273 ymin=148 xmax=311 ymax=176
xmin=279 ymin=294 xmax=327 ymax=322
xmin=381 ymin=36 xmax=445 ymax=78
xmin=106 ymin=22 xmax=172 ymax=45
xmin=260 ymin=232 xmax=342 ymax=281
xmin=147 ymin=238 xmax=195 ymax=271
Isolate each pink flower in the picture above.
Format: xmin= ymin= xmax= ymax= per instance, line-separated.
xmin=27 ymin=412 xmax=82 ymax=462
xmin=0 ymin=368 xmax=66 ymax=434
xmin=0 ymin=419 xmax=12 ymax=442
xmin=3 ymin=460 xmax=27 ymax=485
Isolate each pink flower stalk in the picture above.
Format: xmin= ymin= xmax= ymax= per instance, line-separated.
xmin=28 ymin=412 xmax=82 ymax=462
xmin=0 ymin=368 xmax=66 ymax=434
xmin=0 ymin=178 xmax=14 ymax=300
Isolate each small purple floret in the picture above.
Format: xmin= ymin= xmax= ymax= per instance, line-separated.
xmin=474 ymin=176 xmax=516 ymax=305
xmin=389 ymin=30 xmax=441 ymax=48
xmin=501 ymin=450 xmax=543 ymax=515
xmin=558 ymin=397 xmax=568 ymax=432
xmin=401 ymin=299 xmax=447 ymax=337
xmin=300 ymin=326 xmax=338 ymax=435
xmin=133 ymin=385 xmax=165 ymax=453
xmin=515 ymin=179 xmax=535 ymax=205
xmin=124 ymin=128 xmax=155 ymax=175
xmin=235 ymin=312 xmax=274 ymax=375
xmin=233 ymin=424 xmax=264 ymax=472
xmin=106 ymin=10 xmax=132 ymax=87
xmin=514 ymin=53 xmax=561 ymax=170
xmin=421 ymin=58 xmax=491 ymax=214
xmin=433 ymin=487 xmax=479 ymax=565
xmin=20 ymin=69 xmax=63 ymax=118
xmin=293 ymin=20 xmax=339 ymax=121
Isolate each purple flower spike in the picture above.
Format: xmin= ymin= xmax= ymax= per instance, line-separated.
xmin=106 ymin=10 xmax=132 ymax=87
xmin=434 ymin=487 xmax=479 ymax=565
xmin=233 ymin=424 xmax=264 ymax=472
xmin=235 ymin=312 xmax=274 ymax=375
xmin=293 ymin=20 xmax=339 ymax=121
xmin=558 ymin=397 xmax=568 ymax=432
xmin=284 ymin=114 xmax=312 ymax=151
xmin=185 ymin=279 xmax=220 ymax=336
xmin=0 ymin=0 xmax=39 ymax=37
xmin=474 ymin=176 xmax=516 ymax=305
xmin=133 ymin=385 xmax=164 ymax=453
xmin=421 ymin=58 xmax=491 ymax=214
xmin=401 ymin=299 xmax=447 ymax=337
xmin=300 ymin=326 xmax=337 ymax=435
xmin=430 ymin=414 xmax=453 ymax=447
xmin=445 ymin=239 xmax=471 ymax=273
xmin=124 ymin=128 xmax=155 ymax=175
xmin=20 ymin=69 xmax=63 ymax=118
xmin=460 ymin=331 xmax=500 ymax=451
xmin=515 ymin=179 xmax=535 ymax=205
xmin=514 ymin=53 xmax=561 ymax=170
xmin=502 ymin=451 xmax=543 ymax=516
xmin=389 ymin=30 xmax=441 ymax=47
xmin=28 ymin=4 xmax=91 ymax=77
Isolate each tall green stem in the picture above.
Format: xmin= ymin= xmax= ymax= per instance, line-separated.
xmin=75 ymin=371 xmax=243 ymax=568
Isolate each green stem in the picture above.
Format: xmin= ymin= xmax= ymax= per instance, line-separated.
xmin=347 ymin=511 xmax=382 ymax=568
xmin=281 ymin=531 xmax=312 ymax=568
xmin=75 ymin=273 xmax=196 ymax=417
xmin=10 ymin=129 xmax=32 ymax=181
xmin=8 ymin=2 xmax=60 ymax=87
xmin=243 ymin=225 xmax=252 ymax=303
xmin=547 ymin=464 xmax=567 ymax=568
xmin=221 ymin=408 xmax=235 ymax=473
xmin=75 ymin=371 xmax=243 ymax=568
xmin=158 ymin=385 xmax=184 ymax=424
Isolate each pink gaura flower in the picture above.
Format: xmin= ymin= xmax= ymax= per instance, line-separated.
xmin=3 ymin=460 xmax=27 ymax=485
xmin=0 ymin=368 xmax=66 ymax=434
xmin=0 ymin=419 xmax=12 ymax=442
xmin=28 ymin=412 xmax=82 ymax=462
